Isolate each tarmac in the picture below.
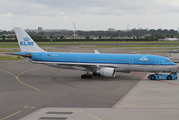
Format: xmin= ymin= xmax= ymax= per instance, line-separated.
xmin=0 ymin=60 xmax=144 ymax=120
xmin=0 ymin=45 xmax=178 ymax=120
xmin=20 ymin=72 xmax=179 ymax=120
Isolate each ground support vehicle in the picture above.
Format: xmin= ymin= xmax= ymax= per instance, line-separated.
xmin=148 ymin=72 xmax=178 ymax=80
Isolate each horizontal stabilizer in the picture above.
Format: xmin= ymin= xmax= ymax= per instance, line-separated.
xmin=5 ymin=53 xmax=32 ymax=58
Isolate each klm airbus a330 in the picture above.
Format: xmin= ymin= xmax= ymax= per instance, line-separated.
xmin=11 ymin=27 xmax=176 ymax=79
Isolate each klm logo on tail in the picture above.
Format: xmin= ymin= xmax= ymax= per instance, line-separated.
xmin=20 ymin=37 xmax=33 ymax=46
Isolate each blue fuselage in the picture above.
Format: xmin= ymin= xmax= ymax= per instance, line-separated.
xmin=18 ymin=52 xmax=175 ymax=66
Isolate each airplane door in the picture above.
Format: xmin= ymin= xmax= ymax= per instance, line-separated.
xmin=155 ymin=58 xmax=160 ymax=65
xmin=129 ymin=57 xmax=134 ymax=64
xmin=128 ymin=57 xmax=134 ymax=71
xmin=43 ymin=54 xmax=47 ymax=61
xmin=77 ymin=56 xmax=81 ymax=63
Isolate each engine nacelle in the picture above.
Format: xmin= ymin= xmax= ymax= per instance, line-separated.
xmin=97 ymin=67 xmax=116 ymax=77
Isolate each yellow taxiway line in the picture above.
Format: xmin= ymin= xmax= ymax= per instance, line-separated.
xmin=0 ymin=66 xmax=45 ymax=91
xmin=1 ymin=111 xmax=21 ymax=120
xmin=88 ymin=114 xmax=102 ymax=120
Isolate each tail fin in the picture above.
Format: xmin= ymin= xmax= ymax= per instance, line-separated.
xmin=14 ymin=27 xmax=45 ymax=52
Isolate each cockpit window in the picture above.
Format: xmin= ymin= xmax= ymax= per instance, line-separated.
xmin=165 ymin=60 xmax=171 ymax=62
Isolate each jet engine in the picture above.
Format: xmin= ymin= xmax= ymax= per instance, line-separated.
xmin=97 ymin=67 xmax=116 ymax=77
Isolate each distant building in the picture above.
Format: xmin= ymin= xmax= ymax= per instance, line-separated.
xmin=159 ymin=38 xmax=178 ymax=41
xmin=8 ymin=34 xmax=16 ymax=36
xmin=126 ymin=29 xmax=132 ymax=32
xmin=60 ymin=29 xmax=67 ymax=32
xmin=145 ymin=34 xmax=151 ymax=37
xmin=25 ymin=29 xmax=30 ymax=32
xmin=25 ymin=29 xmax=38 ymax=32
xmin=177 ymin=27 xmax=179 ymax=33
xmin=0 ymin=29 xmax=3 ymax=32
xmin=45 ymin=29 xmax=53 ymax=32
xmin=108 ymin=28 xmax=114 ymax=31
xmin=38 ymin=27 xmax=43 ymax=32
xmin=55 ymin=34 xmax=61 ymax=36
xmin=53 ymin=29 xmax=60 ymax=32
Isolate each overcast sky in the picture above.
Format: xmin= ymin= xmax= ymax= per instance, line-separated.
xmin=0 ymin=0 xmax=179 ymax=30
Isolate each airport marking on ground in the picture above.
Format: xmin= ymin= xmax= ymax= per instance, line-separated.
xmin=88 ymin=114 xmax=102 ymax=120
xmin=24 ymin=106 xmax=29 ymax=108
xmin=0 ymin=66 xmax=46 ymax=91
xmin=1 ymin=105 xmax=35 ymax=120
xmin=158 ymin=53 xmax=162 ymax=56
xmin=113 ymin=72 xmax=146 ymax=108
xmin=72 ymin=110 xmax=77 ymax=112
xmin=155 ymin=80 xmax=179 ymax=86
xmin=125 ymin=104 xmax=135 ymax=106
xmin=24 ymin=106 xmax=35 ymax=109
xmin=71 ymin=110 xmax=102 ymax=120
xmin=1 ymin=111 xmax=21 ymax=120
xmin=135 ymin=72 xmax=148 ymax=78
xmin=72 ymin=110 xmax=84 ymax=113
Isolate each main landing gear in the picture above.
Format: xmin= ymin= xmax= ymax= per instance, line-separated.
xmin=81 ymin=74 xmax=92 ymax=79
xmin=81 ymin=72 xmax=100 ymax=79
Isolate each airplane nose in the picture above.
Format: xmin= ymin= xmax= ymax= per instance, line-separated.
xmin=173 ymin=62 xmax=176 ymax=65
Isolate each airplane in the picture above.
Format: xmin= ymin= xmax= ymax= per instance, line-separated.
xmin=8 ymin=27 xmax=176 ymax=79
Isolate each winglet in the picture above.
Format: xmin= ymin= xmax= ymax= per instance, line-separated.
xmin=94 ymin=50 xmax=100 ymax=54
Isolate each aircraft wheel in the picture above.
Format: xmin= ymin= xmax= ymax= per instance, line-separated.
xmin=81 ymin=74 xmax=87 ymax=79
xmin=87 ymin=74 xmax=92 ymax=79
xmin=151 ymin=75 xmax=155 ymax=80
xmin=167 ymin=75 xmax=172 ymax=80
xmin=92 ymin=72 xmax=97 ymax=76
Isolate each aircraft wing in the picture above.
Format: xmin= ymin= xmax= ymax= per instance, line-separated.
xmin=36 ymin=61 xmax=120 ymax=72
xmin=33 ymin=61 xmax=120 ymax=68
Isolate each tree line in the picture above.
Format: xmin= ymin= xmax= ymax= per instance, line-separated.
xmin=0 ymin=29 xmax=178 ymax=41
